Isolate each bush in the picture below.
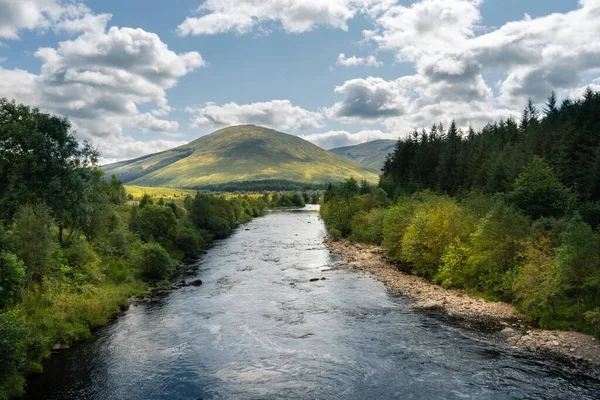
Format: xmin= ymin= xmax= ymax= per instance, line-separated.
xmin=139 ymin=243 xmax=173 ymax=281
xmin=131 ymin=204 xmax=177 ymax=244
xmin=175 ymin=224 xmax=203 ymax=258
xmin=350 ymin=208 xmax=388 ymax=244
xmin=0 ymin=311 xmax=28 ymax=399
xmin=63 ymin=238 xmax=98 ymax=270
xmin=0 ymin=252 xmax=26 ymax=309
xmin=400 ymin=196 xmax=475 ymax=277
xmin=456 ymin=202 xmax=529 ymax=300
xmin=513 ymin=237 xmax=563 ymax=323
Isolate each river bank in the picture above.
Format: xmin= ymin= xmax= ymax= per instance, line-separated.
xmin=325 ymin=237 xmax=600 ymax=365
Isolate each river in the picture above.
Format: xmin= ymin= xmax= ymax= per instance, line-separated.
xmin=25 ymin=206 xmax=599 ymax=399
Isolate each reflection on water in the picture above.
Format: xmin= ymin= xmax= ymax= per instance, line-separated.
xmin=25 ymin=205 xmax=600 ymax=399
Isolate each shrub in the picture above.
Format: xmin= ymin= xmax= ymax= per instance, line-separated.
xmin=175 ymin=224 xmax=203 ymax=258
xmin=131 ymin=204 xmax=177 ymax=243
xmin=400 ymin=196 xmax=475 ymax=277
xmin=63 ymin=238 xmax=98 ymax=270
xmin=139 ymin=243 xmax=173 ymax=281
xmin=459 ymin=202 xmax=530 ymax=300
xmin=0 ymin=311 xmax=28 ymax=399
xmin=513 ymin=237 xmax=563 ymax=323
xmin=0 ymin=252 xmax=26 ymax=309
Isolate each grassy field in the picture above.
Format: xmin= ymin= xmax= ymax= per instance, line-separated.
xmin=106 ymin=125 xmax=379 ymax=188
xmin=124 ymin=185 xmax=197 ymax=203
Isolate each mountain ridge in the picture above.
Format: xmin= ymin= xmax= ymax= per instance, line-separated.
xmin=103 ymin=125 xmax=379 ymax=188
xmin=329 ymin=139 xmax=397 ymax=171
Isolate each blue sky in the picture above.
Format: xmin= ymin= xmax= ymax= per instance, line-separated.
xmin=0 ymin=0 xmax=597 ymax=162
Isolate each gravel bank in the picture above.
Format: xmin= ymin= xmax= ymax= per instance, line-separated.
xmin=326 ymin=238 xmax=600 ymax=365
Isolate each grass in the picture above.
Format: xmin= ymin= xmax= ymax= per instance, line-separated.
xmin=106 ymin=125 xmax=379 ymax=188
xmin=124 ymin=185 xmax=197 ymax=203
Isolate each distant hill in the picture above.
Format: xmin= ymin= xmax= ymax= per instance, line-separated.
xmin=329 ymin=139 xmax=397 ymax=171
xmin=103 ymin=125 xmax=379 ymax=188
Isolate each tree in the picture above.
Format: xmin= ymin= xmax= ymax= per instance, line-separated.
xmin=508 ymin=156 xmax=573 ymax=219
xmin=131 ymin=204 xmax=177 ymax=244
xmin=106 ymin=175 xmax=127 ymax=205
xmin=0 ymin=99 xmax=99 ymax=241
xmin=139 ymin=194 xmax=154 ymax=209
xmin=13 ymin=204 xmax=59 ymax=283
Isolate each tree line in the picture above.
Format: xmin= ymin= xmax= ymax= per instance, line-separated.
xmin=321 ymin=89 xmax=600 ymax=337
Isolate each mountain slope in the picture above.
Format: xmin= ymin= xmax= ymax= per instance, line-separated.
xmin=103 ymin=125 xmax=379 ymax=188
xmin=329 ymin=139 xmax=396 ymax=171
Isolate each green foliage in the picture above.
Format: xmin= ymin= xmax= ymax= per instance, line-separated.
xmin=508 ymin=156 xmax=574 ymax=219
xmin=131 ymin=204 xmax=177 ymax=244
xmin=13 ymin=204 xmax=59 ymax=283
xmin=513 ymin=237 xmax=563 ymax=324
xmin=0 ymin=253 xmax=25 ymax=309
xmin=0 ymin=98 xmax=99 ymax=232
xmin=350 ymin=209 xmax=388 ymax=244
xmin=0 ymin=311 xmax=28 ymax=399
xmin=555 ymin=217 xmax=600 ymax=309
xmin=400 ymin=196 xmax=475 ymax=278
xmin=139 ymin=243 xmax=173 ymax=281
xmin=138 ymin=193 xmax=154 ymax=209
xmin=106 ymin=175 xmax=127 ymax=205
xmin=460 ymin=203 xmax=530 ymax=299
xmin=175 ymin=223 xmax=204 ymax=259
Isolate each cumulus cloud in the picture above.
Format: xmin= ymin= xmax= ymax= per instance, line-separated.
xmin=363 ymin=0 xmax=600 ymax=109
xmin=336 ymin=53 xmax=382 ymax=68
xmin=177 ymin=0 xmax=375 ymax=36
xmin=325 ymin=77 xmax=407 ymax=121
xmin=0 ymin=0 xmax=110 ymax=39
xmin=185 ymin=100 xmax=324 ymax=131
xmin=0 ymin=11 xmax=204 ymax=160
xmin=301 ymin=129 xmax=398 ymax=149
xmin=324 ymin=0 xmax=599 ymax=132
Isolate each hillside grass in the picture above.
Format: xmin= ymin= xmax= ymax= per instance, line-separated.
xmin=106 ymin=125 xmax=379 ymax=188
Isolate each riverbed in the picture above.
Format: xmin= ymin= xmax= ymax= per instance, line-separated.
xmin=25 ymin=206 xmax=600 ymax=399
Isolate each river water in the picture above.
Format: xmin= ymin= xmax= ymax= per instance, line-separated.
xmin=25 ymin=206 xmax=599 ymax=399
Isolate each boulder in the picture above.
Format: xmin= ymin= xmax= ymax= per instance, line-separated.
xmin=499 ymin=327 xmax=518 ymax=337
xmin=309 ymin=278 xmax=320 ymax=282
xmin=413 ymin=300 xmax=445 ymax=310
xmin=189 ymin=279 xmax=203 ymax=286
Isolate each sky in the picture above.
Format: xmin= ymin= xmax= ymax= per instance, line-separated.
xmin=1 ymin=0 xmax=599 ymax=163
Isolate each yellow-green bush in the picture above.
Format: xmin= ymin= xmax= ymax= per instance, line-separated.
xmin=400 ymin=196 xmax=475 ymax=277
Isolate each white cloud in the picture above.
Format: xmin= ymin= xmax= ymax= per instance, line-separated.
xmin=186 ymin=100 xmax=324 ymax=131
xmin=301 ymin=129 xmax=398 ymax=149
xmin=325 ymin=0 xmax=600 ymax=133
xmin=0 ymin=0 xmax=110 ymax=39
xmin=98 ymin=137 xmax=188 ymax=165
xmin=336 ymin=53 xmax=382 ymax=68
xmin=364 ymin=0 xmax=600 ymax=107
xmin=325 ymin=77 xmax=408 ymax=121
xmin=0 ymin=13 xmax=204 ymax=160
xmin=177 ymin=0 xmax=375 ymax=36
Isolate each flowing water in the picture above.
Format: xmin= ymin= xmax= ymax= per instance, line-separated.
xmin=25 ymin=206 xmax=600 ymax=399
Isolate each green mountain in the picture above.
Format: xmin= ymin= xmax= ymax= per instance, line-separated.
xmin=103 ymin=125 xmax=379 ymax=188
xmin=329 ymin=139 xmax=396 ymax=171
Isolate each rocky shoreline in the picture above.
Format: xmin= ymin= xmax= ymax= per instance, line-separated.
xmin=326 ymin=238 xmax=600 ymax=366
